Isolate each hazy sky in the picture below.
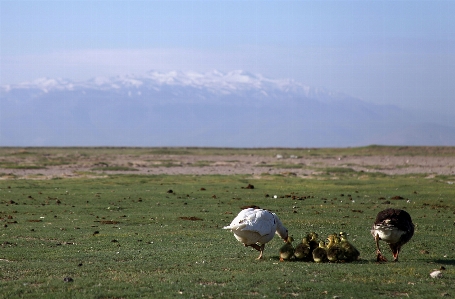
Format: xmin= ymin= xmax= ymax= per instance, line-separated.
xmin=1 ymin=0 xmax=454 ymax=114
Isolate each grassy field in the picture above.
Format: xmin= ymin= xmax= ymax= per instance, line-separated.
xmin=1 ymin=147 xmax=454 ymax=298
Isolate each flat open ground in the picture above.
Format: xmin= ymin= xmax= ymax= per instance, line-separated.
xmin=1 ymin=146 xmax=455 ymax=179
xmin=1 ymin=146 xmax=454 ymax=298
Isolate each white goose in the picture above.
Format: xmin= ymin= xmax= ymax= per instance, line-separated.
xmin=223 ymin=207 xmax=289 ymax=259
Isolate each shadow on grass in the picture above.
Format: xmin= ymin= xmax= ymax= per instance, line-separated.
xmin=432 ymin=259 xmax=455 ymax=265
xmin=269 ymin=255 xmax=372 ymax=264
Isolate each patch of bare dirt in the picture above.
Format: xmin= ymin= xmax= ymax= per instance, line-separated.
xmin=1 ymin=152 xmax=454 ymax=179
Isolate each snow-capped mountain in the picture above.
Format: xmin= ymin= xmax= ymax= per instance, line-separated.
xmin=1 ymin=70 xmax=338 ymax=101
xmin=1 ymin=70 xmax=454 ymax=147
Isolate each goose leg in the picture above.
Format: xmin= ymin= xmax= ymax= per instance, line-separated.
xmin=256 ymin=244 xmax=265 ymax=260
xmin=245 ymin=243 xmax=264 ymax=259
xmin=375 ymin=233 xmax=387 ymax=262
xmin=390 ymin=244 xmax=401 ymax=262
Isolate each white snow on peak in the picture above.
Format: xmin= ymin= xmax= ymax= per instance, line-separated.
xmin=12 ymin=77 xmax=74 ymax=93
xmin=119 ymin=77 xmax=143 ymax=88
xmin=90 ymin=76 xmax=111 ymax=86
xmin=1 ymin=70 xmax=317 ymax=97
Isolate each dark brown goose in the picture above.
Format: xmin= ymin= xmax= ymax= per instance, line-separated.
xmin=371 ymin=208 xmax=414 ymax=262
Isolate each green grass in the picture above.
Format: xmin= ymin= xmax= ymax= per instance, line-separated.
xmin=0 ymin=164 xmax=46 ymax=170
xmin=1 ymin=152 xmax=455 ymax=298
xmin=91 ymin=166 xmax=139 ymax=171
xmin=256 ymin=162 xmax=305 ymax=169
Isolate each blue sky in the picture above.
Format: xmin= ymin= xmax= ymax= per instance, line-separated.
xmin=1 ymin=0 xmax=454 ymax=114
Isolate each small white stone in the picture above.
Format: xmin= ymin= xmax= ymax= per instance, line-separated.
xmin=430 ymin=270 xmax=443 ymax=278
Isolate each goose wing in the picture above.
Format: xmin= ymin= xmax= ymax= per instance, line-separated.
xmin=223 ymin=208 xmax=276 ymax=236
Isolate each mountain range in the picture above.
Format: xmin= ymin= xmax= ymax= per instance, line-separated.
xmin=1 ymin=70 xmax=454 ymax=147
